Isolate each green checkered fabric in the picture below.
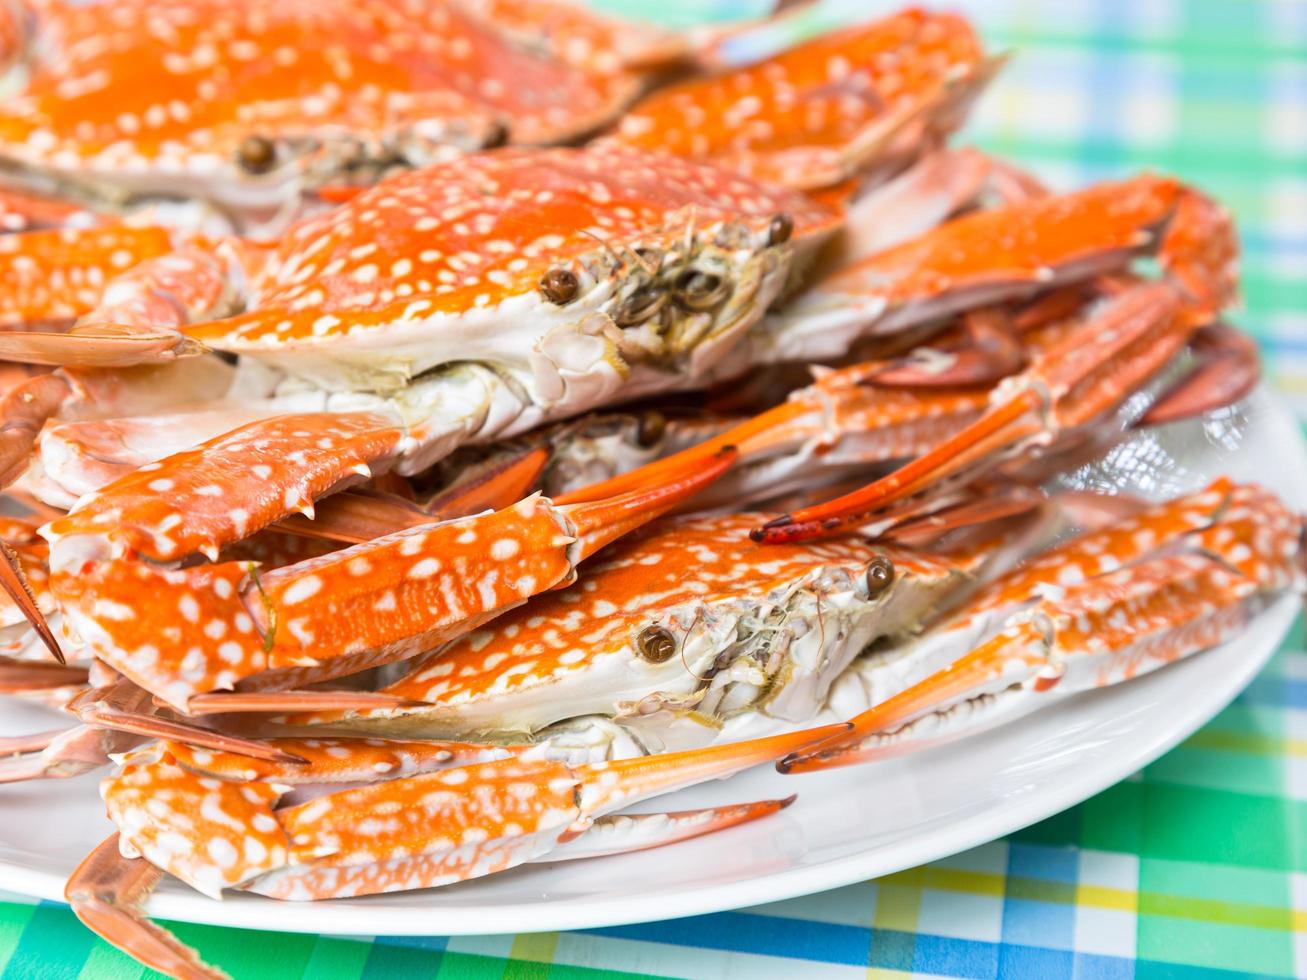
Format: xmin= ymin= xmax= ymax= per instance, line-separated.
xmin=2 ymin=1 xmax=1303 ymax=976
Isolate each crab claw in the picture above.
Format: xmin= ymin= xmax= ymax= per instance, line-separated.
xmin=248 ymin=722 xmax=848 ymax=899
xmin=75 ymin=723 xmax=833 ymax=973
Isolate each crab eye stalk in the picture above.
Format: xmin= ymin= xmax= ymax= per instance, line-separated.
xmin=767 ymin=212 xmax=794 ymax=247
xmin=540 ymin=268 xmax=579 ymax=305
xmin=864 ymin=555 xmax=894 ymax=597
xmin=614 ymin=287 xmax=668 ymax=327
xmin=236 ymin=135 xmax=278 ymax=175
xmin=636 ymin=625 xmax=677 ymax=663
xmin=673 ymin=269 xmax=730 ymax=311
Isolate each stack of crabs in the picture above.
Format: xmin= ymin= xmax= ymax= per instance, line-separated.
xmin=0 ymin=2 xmax=1296 ymax=977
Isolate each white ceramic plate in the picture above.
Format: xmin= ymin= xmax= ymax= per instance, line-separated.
xmin=0 ymin=387 xmax=1302 ymax=937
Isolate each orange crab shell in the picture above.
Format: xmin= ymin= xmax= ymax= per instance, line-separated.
xmin=183 ymin=144 xmax=839 ymax=350
xmin=610 ymin=8 xmax=988 ymax=189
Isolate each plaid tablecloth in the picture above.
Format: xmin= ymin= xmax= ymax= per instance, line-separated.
xmin=3 ymin=1 xmax=1305 ymax=976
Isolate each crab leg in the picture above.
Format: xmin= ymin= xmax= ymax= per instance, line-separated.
xmin=751 ymin=278 xmax=1239 ymax=543
xmin=0 ymin=188 xmax=102 ymax=234
xmin=783 ymin=480 xmax=1303 ymax=772
xmin=555 ymin=369 xmax=992 ymax=512
xmin=870 ymin=307 xmax=1028 ymax=388
xmin=0 ymin=373 xmax=71 ymax=493
xmin=0 ymin=226 xmax=179 ymax=331
xmin=552 ymin=286 xmax=1103 ymax=513
xmin=1137 ymin=322 xmax=1261 ymax=427
xmin=0 ymin=654 xmax=87 ymax=692
xmin=67 ymin=835 xmax=217 ymax=980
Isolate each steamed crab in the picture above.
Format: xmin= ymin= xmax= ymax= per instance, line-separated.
xmin=306 ymin=512 xmax=998 ymax=754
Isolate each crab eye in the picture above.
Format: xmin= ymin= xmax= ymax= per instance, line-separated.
xmin=636 ymin=625 xmax=677 ymax=663
xmin=236 ymin=135 xmax=278 ymax=175
xmin=767 ymin=212 xmax=794 ymax=247
xmin=481 ymin=119 xmax=510 ymax=149
xmin=673 ymin=269 xmax=730 ymax=311
xmin=864 ymin=555 xmax=894 ymax=597
xmin=636 ymin=410 xmax=666 ymax=448
xmin=614 ymin=286 xmax=668 ymax=327
xmin=540 ymin=268 xmax=579 ymax=305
